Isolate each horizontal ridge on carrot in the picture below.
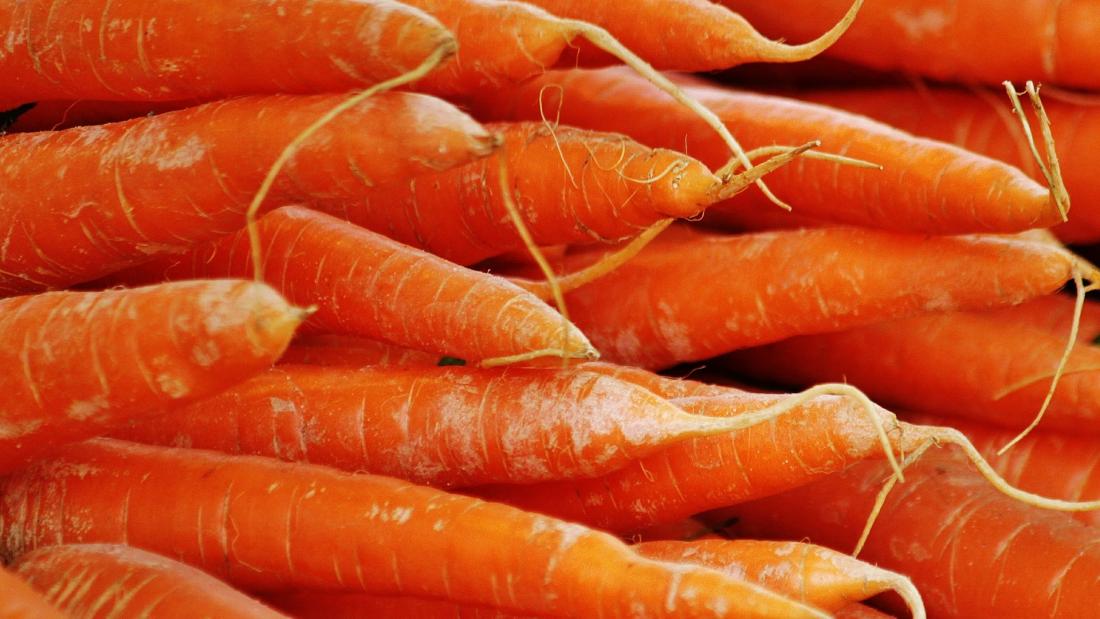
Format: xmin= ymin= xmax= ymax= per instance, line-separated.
xmin=0 ymin=0 xmax=455 ymax=101
xmin=0 ymin=439 xmax=829 ymax=619
xmin=11 ymin=544 xmax=287 ymax=618
xmin=102 ymin=206 xmax=595 ymax=365
xmin=0 ymin=279 xmax=301 ymax=473
xmin=0 ymin=92 xmax=496 ymax=294
xmin=467 ymin=67 xmax=1063 ymax=234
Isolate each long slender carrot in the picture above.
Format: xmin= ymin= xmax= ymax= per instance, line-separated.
xmin=0 ymin=279 xmax=301 ymax=473
xmin=0 ymin=0 xmax=455 ymax=101
xmin=467 ymin=67 xmax=1063 ymax=234
xmin=634 ymin=539 xmax=924 ymax=618
xmin=718 ymin=449 xmax=1100 ymax=619
xmin=0 ymin=439 xmax=829 ymax=619
xmin=0 ymin=91 xmax=495 ymax=294
xmin=543 ymin=225 xmax=1080 ymax=369
xmin=719 ymin=0 xmax=1100 ymax=89
xmin=11 ymin=544 xmax=286 ymax=618
xmin=104 ymin=206 xmax=596 ymax=365
xmin=0 ymin=564 xmax=64 ymax=619
xmin=723 ymin=304 xmax=1100 ymax=433
xmin=311 ymin=122 xmax=802 ymax=265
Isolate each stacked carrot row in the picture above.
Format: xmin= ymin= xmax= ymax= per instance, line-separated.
xmin=1 ymin=0 xmax=1098 ymax=617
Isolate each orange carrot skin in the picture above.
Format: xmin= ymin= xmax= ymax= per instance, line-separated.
xmin=0 ymin=100 xmax=185 ymax=132
xmin=722 ymin=450 xmax=1100 ymax=619
xmin=473 ymin=390 xmax=898 ymax=532
xmin=0 ymin=280 xmax=298 ymax=473
xmin=724 ymin=308 xmax=1100 ymax=433
xmin=0 ymin=564 xmax=64 ymax=619
xmin=315 ymin=122 xmax=723 ymax=265
xmin=985 ymin=294 xmax=1100 ymax=343
xmin=12 ymin=544 xmax=286 ymax=618
xmin=104 ymin=206 xmax=590 ymax=363
xmin=468 ymin=68 xmax=1059 ymax=235
xmin=266 ymin=592 xmax=527 ymax=618
xmin=0 ymin=439 xmax=825 ymax=619
xmin=112 ymin=364 xmax=721 ymax=487
xmin=720 ymin=0 xmax=1100 ymax=89
xmin=0 ymin=92 xmax=494 ymax=294
xmin=0 ymin=0 xmax=452 ymax=101
xmin=557 ymin=226 xmax=1074 ymax=368
xmin=279 ymin=335 xmax=441 ymax=367
xmin=806 ymin=87 xmax=1100 ymax=242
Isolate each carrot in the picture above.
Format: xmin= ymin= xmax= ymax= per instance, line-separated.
xmin=504 ymin=0 xmax=862 ymax=71
xmin=0 ymin=91 xmax=496 ymax=295
xmin=834 ymin=603 xmax=895 ymax=619
xmin=540 ymin=225 xmax=1081 ymax=369
xmin=101 ymin=206 xmax=595 ymax=365
xmin=0 ymin=439 xmax=829 ymax=619
xmin=468 ymin=67 xmax=1064 ymax=234
xmin=982 ymin=294 xmax=1100 ymax=342
xmin=0 ymin=279 xmax=300 ymax=473
xmin=723 ymin=303 xmax=1100 ymax=434
xmin=0 ymin=564 xmax=64 ymax=619
xmin=278 ymin=335 xmax=441 ymax=367
xmin=10 ymin=544 xmax=286 ymax=618
xmin=718 ymin=449 xmax=1100 ymax=619
xmin=634 ymin=539 xmax=924 ymax=618
xmin=310 ymin=122 xmax=803 ymax=265
xmin=0 ymin=100 xmax=185 ymax=132
xmin=805 ymin=85 xmax=1100 ymax=243
xmin=719 ymin=0 xmax=1100 ymax=89
xmin=0 ymin=0 xmax=455 ymax=101
xmin=265 ymin=592 xmax=520 ymax=618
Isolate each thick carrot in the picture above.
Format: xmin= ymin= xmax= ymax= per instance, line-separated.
xmin=719 ymin=0 xmax=1100 ymax=89
xmin=11 ymin=544 xmax=286 ymax=618
xmin=0 ymin=0 xmax=454 ymax=101
xmin=0 ymin=439 xmax=828 ymax=619
xmin=719 ymin=449 xmax=1100 ymax=619
xmin=723 ymin=305 xmax=1100 ymax=433
xmin=0 ymin=279 xmax=300 ymax=472
xmin=0 ymin=564 xmax=64 ymax=619
xmin=634 ymin=539 xmax=924 ymax=618
xmin=544 ymin=225 xmax=1079 ymax=369
xmin=104 ymin=206 xmax=595 ymax=364
xmin=311 ymin=122 xmax=796 ymax=265
xmin=468 ymin=67 xmax=1062 ymax=234
xmin=805 ymin=86 xmax=1100 ymax=242
xmin=278 ymin=335 xmax=441 ymax=367
xmin=0 ymin=92 xmax=495 ymax=294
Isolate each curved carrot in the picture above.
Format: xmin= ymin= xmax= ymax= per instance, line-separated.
xmin=0 ymin=279 xmax=301 ymax=473
xmin=719 ymin=0 xmax=1100 ymax=89
xmin=552 ymin=226 xmax=1078 ymax=369
xmin=0 ymin=92 xmax=495 ymax=294
xmin=11 ymin=544 xmax=286 ymax=618
xmin=0 ymin=0 xmax=454 ymax=101
xmin=720 ymin=449 xmax=1100 ymax=619
xmin=0 ymin=439 xmax=829 ymax=619
xmin=103 ymin=206 xmax=595 ymax=365
xmin=468 ymin=67 xmax=1062 ymax=234
xmin=0 ymin=564 xmax=64 ymax=619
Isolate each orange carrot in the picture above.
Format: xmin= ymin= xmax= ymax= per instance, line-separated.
xmin=545 ymin=225 xmax=1079 ymax=369
xmin=102 ymin=206 xmax=594 ymax=365
xmin=265 ymin=592 xmax=520 ymax=618
xmin=723 ymin=305 xmax=1100 ymax=434
xmin=0 ymin=100 xmax=185 ymax=132
xmin=0 ymin=0 xmax=454 ymax=101
xmin=0 ymin=564 xmax=64 ymax=619
xmin=11 ymin=544 xmax=286 ymax=618
xmin=0 ymin=439 xmax=829 ymax=619
xmin=983 ymin=294 xmax=1100 ymax=342
xmin=0 ymin=92 xmax=495 ymax=294
xmin=719 ymin=0 xmax=1100 ymax=89
xmin=0 ymin=279 xmax=300 ymax=472
xmin=468 ymin=67 xmax=1063 ymax=234
xmin=278 ymin=335 xmax=440 ymax=367
xmin=719 ymin=449 xmax=1100 ymax=619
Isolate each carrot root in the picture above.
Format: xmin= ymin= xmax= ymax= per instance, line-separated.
xmin=744 ymin=0 xmax=864 ymax=63
xmin=716 ymin=140 xmax=820 ymax=200
xmin=1003 ymin=80 xmax=1070 ymax=221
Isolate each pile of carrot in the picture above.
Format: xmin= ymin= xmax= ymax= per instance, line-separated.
xmin=3 ymin=0 xmax=1100 ymax=617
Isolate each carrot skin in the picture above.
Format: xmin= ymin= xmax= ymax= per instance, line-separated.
xmin=467 ymin=67 xmax=1059 ymax=235
xmin=0 ymin=439 xmax=827 ymax=619
xmin=265 ymin=592 xmax=524 ymax=618
xmin=102 ymin=206 xmax=593 ymax=363
xmin=0 ymin=0 xmax=454 ymax=101
xmin=0 ymin=280 xmax=299 ymax=472
xmin=11 ymin=544 xmax=286 ymax=618
xmin=0 ymin=92 xmax=495 ymax=294
xmin=0 ymin=564 xmax=64 ymax=619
